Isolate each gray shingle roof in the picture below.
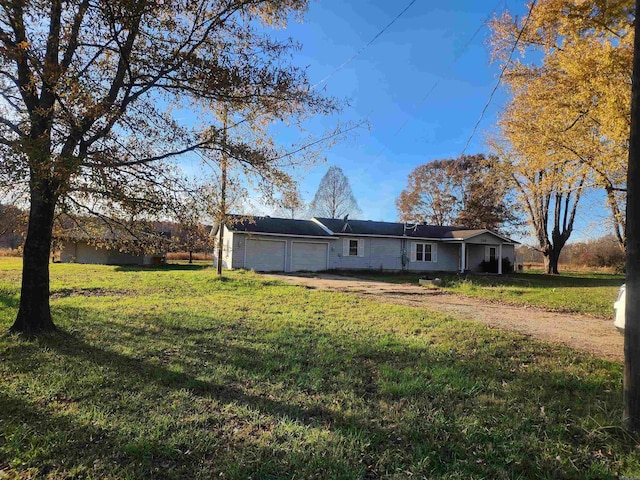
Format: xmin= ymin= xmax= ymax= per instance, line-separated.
xmin=313 ymin=217 xmax=482 ymax=239
xmin=224 ymin=215 xmax=518 ymax=243
xmin=226 ymin=215 xmax=332 ymax=237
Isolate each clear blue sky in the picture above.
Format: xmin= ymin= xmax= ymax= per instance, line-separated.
xmin=240 ymin=0 xmax=609 ymax=240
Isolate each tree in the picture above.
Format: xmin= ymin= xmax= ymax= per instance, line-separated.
xmin=396 ymin=154 xmax=519 ymax=232
xmin=0 ymin=204 xmax=27 ymax=248
xmin=396 ymin=160 xmax=459 ymax=226
xmin=274 ymin=187 xmax=307 ymax=219
xmin=308 ymin=166 xmax=361 ymax=218
xmin=492 ymin=140 xmax=585 ymax=274
xmin=0 ymin=0 xmax=338 ymax=334
xmin=624 ymin=0 xmax=640 ymax=433
xmin=490 ymin=0 xmax=633 ymax=249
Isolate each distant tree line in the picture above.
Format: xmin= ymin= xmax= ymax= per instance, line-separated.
xmin=517 ymin=235 xmax=625 ymax=272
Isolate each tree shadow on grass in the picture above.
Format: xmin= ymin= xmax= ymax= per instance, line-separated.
xmin=113 ymin=263 xmax=211 ymax=272
xmin=1 ymin=301 xmax=638 ymax=478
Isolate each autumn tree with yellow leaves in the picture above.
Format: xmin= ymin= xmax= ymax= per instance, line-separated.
xmin=491 ymin=0 xmax=634 ymax=272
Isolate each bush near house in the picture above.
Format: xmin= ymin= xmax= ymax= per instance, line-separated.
xmin=479 ymin=257 xmax=513 ymax=274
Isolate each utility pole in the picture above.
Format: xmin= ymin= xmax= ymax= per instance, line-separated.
xmin=216 ymin=107 xmax=228 ymax=276
xmin=624 ymin=0 xmax=640 ymax=431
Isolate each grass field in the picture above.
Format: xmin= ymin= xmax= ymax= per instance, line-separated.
xmin=0 ymin=258 xmax=638 ymax=479
xmin=350 ymin=270 xmax=624 ymax=318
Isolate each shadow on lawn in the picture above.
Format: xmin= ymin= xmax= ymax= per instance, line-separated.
xmin=1 ymin=298 xmax=637 ymax=478
xmin=113 ymin=263 xmax=210 ymax=272
xmin=334 ymin=270 xmax=624 ymax=289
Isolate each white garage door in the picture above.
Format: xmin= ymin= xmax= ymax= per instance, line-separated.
xmin=291 ymin=242 xmax=328 ymax=272
xmin=245 ymin=239 xmax=285 ymax=271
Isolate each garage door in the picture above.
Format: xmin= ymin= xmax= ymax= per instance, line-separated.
xmin=291 ymin=242 xmax=328 ymax=272
xmin=245 ymin=239 xmax=285 ymax=271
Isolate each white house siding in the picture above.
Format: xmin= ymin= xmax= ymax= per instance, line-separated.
xmin=466 ymin=245 xmax=487 ymax=272
xmin=221 ymin=228 xmax=234 ymax=269
xmin=406 ymin=241 xmax=459 ymax=272
xmin=466 ymin=242 xmax=516 ymax=272
xmin=329 ymin=237 xmax=403 ymax=270
xmin=465 ymin=232 xmax=508 ymax=246
xmin=502 ymin=244 xmax=516 ymax=265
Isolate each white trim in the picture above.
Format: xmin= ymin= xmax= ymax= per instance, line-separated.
xmin=455 ymin=230 xmax=516 ymax=244
xmin=343 ymin=238 xmax=363 ymax=257
xmin=410 ymin=241 xmax=437 ymax=263
xmin=291 ymin=241 xmax=330 ymax=272
xmin=234 ymin=231 xmax=336 ymax=241
xmin=310 ymin=217 xmax=335 ymax=235
xmin=498 ymin=244 xmax=503 ymax=275
xmin=229 ymin=226 xmax=519 ymax=244
xmin=330 ymin=232 xmax=519 ymax=244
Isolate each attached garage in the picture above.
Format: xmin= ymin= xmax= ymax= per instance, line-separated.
xmin=245 ymin=238 xmax=286 ymax=271
xmin=291 ymin=242 xmax=328 ymax=272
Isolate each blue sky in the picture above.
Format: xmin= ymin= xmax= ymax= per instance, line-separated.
xmin=224 ymin=0 xmax=611 ymax=241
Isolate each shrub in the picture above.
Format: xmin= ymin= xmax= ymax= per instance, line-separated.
xmin=479 ymin=257 xmax=513 ymax=274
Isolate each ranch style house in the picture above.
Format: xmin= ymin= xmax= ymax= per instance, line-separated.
xmin=213 ymin=216 xmax=519 ymax=274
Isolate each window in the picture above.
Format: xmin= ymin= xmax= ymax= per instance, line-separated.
xmin=411 ymin=242 xmax=437 ymax=262
xmin=343 ymin=238 xmax=364 ymax=257
xmin=349 ymin=239 xmax=358 ymax=256
xmin=486 ymin=246 xmax=497 ymax=262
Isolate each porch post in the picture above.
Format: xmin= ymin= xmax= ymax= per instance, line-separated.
xmin=498 ymin=243 xmax=503 ymax=275
xmin=460 ymin=242 xmax=466 ymax=273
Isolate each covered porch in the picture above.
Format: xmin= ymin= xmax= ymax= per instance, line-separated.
xmin=457 ymin=232 xmax=517 ymax=274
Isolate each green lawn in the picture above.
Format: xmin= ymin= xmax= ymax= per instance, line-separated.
xmin=349 ymin=270 xmax=624 ymax=317
xmin=0 ymin=258 xmax=637 ymax=478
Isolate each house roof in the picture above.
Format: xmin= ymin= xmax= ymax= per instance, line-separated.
xmin=222 ymin=215 xmax=519 ymax=243
xmin=312 ymin=217 xmax=502 ymax=240
xmin=225 ymin=215 xmax=333 ymax=237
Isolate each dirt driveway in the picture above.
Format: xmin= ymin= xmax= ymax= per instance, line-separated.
xmin=265 ymin=273 xmax=623 ymax=362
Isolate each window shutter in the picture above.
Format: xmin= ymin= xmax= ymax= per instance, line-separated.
xmin=343 ymin=238 xmax=349 ymax=256
xmin=357 ymin=239 xmax=365 ymax=257
xmin=432 ymin=243 xmax=438 ymax=263
xmin=410 ymin=242 xmax=417 ymax=262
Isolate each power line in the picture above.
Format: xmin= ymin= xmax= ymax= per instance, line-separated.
xmin=371 ymin=0 xmax=505 ymax=160
xmin=460 ymin=0 xmax=537 ymax=155
xmin=312 ymin=0 xmax=418 ymax=89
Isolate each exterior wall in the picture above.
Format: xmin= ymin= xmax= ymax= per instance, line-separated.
xmin=466 ymin=243 xmax=517 ymax=272
xmin=466 ymin=244 xmax=487 ymax=272
xmin=406 ymin=241 xmax=459 ymax=272
xmin=329 ymin=237 xmax=403 ymax=271
xmin=60 ymin=241 xmax=157 ymax=265
xmin=502 ymin=244 xmax=516 ymax=265
xmin=222 ymin=228 xmax=234 ymax=269
xmin=231 ymin=233 xmax=334 ymax=272
xmin=224 ymin=232 xmax=517 ymax=274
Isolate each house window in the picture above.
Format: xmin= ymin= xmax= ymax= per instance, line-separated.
xmin=488 ymin=247 xmax=497 ymax=262
xmin=349 ymin=239 xmax=358 ymax=256
xmin=343 ymin=238 xmax=363 ymax=257
xmin=412 ymin=242 xmax=436 ymax=262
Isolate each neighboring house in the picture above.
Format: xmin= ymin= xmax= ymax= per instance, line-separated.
xmin=57 ymin=226 xmax=169 ymax=266
xmin=213 ymin=215 xmax=519 ymax=274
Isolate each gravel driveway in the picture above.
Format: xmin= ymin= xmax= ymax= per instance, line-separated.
xmin=264 ymin=273 xmax=623 ymax=362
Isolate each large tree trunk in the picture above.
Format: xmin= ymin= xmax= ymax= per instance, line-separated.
xmin=624 ymin=0 xmax=640 ymax=432
xmin=543 ymin=249 xmax=560 ymax=275
xmin=10 ymin=185 xmax=57 ymax=334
